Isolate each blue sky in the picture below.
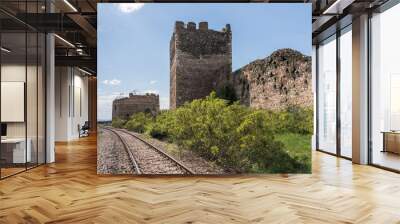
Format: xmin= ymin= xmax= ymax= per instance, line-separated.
xmin=98 ymin=3 xmax=311 ymax=121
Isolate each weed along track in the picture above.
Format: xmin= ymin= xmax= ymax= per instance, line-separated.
xmin=104 ymin=127 xmax=194 ymax=175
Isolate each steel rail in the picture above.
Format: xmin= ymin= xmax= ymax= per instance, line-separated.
xmin=103 ymin=127 xmax=141 ymax=174
xmin=116 ymin=128 xmax=195 ymax=175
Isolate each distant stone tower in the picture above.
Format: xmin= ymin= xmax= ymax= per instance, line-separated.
xmin=112 ymin=93 xmax=159 ymax=120
xmin=170 ymin=21 xmax=232 ymax=109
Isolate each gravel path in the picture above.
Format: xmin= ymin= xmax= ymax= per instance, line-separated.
xmin=97 ymin=128 xmax=135 ymax=174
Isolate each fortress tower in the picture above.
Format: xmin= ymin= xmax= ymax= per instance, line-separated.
xmin=170 ymin=21 xmax=232 ymax=109
xmin=112 ymin=93 xmax=159 ymax=120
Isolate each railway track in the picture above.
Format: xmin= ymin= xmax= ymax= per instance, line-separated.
xmin=103 ymin=127 xmax=194 ymax=175
xmin=103 ymin=127 xmax=141 ymax=174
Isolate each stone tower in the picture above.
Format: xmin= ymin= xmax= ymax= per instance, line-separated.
xmin=170 ymin=21 xmax=232 ymax=109
xmin=112 ymin=93 xmax=159 ymax=120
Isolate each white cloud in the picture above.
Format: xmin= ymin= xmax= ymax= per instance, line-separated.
xmin=102 ymin=79 xmax=121 ymax=86
xmin=149 ymin=80 xmax=157 ymax=85
xmin=118 ymin=3 xmax=144 ymax=13
xmin=110 ymin=79 xmax=121 ymax=85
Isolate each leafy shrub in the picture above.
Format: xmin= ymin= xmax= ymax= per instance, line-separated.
xmin=146 ymin=110 xmax=175 ymax=140
xmin=275 ymin=106 xmax=313 ymax=135
xmin=119 ymin=92 xmax=312 ymax=173
xmin=111 ymin=117 xmax=126 ymax=128
xmin=124 ymin=112 xmax=153 ymax=133
xmin=236 ymin=110 xmax=307 ymax=172
xmin=169 ymin=93 xmax=249 ymax=170
xmin=275 ymin=133 xmax=311 ymax=172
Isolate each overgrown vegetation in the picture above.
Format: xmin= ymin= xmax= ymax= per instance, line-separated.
xmin=124 ymin=112 xmax=153 ymax=133
xmin=276 ymin=133 xmax=312 ymax=170
xmin=112 ymin=92 xmax=312 ymax=173
xmin=111 ymin=117 xmax=126 ymax=128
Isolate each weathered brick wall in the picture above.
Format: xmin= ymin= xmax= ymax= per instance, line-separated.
xmin=170 ymin=21 xmax=232 ymax=109
xmin=112 ymin=93 xmax=160 ymax=120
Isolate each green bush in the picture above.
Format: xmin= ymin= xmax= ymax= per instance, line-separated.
xmin=146 ymin=110 xmax=175 ymax=140
xmin=119 ymin=92 xmax=312 ymax=173
xmin=169 ymin=94 xmax=249 ymax=170
xmin=111 ymin=117 xmax=126 ymax=128
xmin=124 ymin=112 xmax=153 ymax=133
xmin=276 ymin=133 xmax=311 ymax=172
xmin=274 ymin=105 xmax=313 ymax=135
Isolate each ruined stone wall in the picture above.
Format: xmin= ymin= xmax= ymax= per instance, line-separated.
xmin=112 ymin=93 xmax=160 ymax=120
xmin=170 ymin=21 xmax=232 ymax=109
xmin=217 ymin=48 xmax=312 ymax=110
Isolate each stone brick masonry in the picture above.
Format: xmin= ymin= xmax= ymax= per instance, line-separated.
xmin=112 ymin=93 xmax=159 ymax=120
xmin=170 ymin=21 xmax=232 ymax=109
xmin=220 ymin=48 xmax=313 ymax=110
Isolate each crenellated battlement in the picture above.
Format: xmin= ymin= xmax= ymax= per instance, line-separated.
xmin=174 ymin=21 xmax=231 ymax=33
xmin=171 ymin=20 xmax=232 ymax=59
